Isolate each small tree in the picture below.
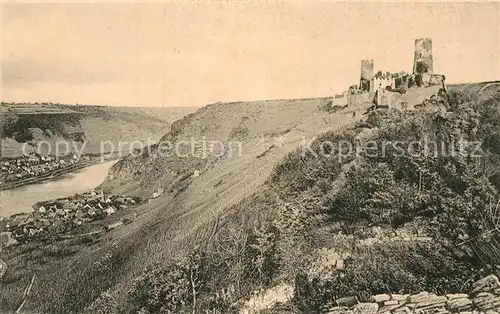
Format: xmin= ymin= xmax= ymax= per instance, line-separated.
xmin=127 ymin=249 xmax=211 ymax=314
xmin=247 ymin=223 xmax=280 ymax=285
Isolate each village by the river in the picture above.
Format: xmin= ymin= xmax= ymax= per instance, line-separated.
xmin=0 ymin=160 xmax=117 ymax=216
xmin=0 ymin=160 xmax=140 ymax=248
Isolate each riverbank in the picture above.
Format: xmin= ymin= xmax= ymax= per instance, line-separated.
xmin=0 ymin=160 xmax=118 ymax=217
xmin=0 ymin=154 xmax=122 ymax=192
xmin=2 ymin=191 xmax=141 ymax=243
xmin=0 ymin=162 xmax=92 ymax=191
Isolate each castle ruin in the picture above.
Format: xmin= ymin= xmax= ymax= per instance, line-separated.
xmin=412 ymin=38 xmax=444 ymax=87
xmin=360 ymin=59 xmax=374 ymax=92
xmin=332 ymin=38 xmax=445 ymax=109
xmin=413 ymin=38 xmax=433 ymax=75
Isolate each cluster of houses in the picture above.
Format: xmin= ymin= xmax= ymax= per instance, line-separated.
xmin=0 ymin=153 xmax=89 ymax=183
xmin=2 ymin=190 xmax=141 ymax=242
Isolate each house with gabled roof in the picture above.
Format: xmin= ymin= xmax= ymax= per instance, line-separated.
xmin=38 ymin=205 xmax=47 ymax=213
xmin=55 ymin=207 xmax=65 ymax=216
xmin=48 ymin=204 xmax=60 ymax=213
xmin=28 ymin=228 xmax=40 ymax=237
xmin=75 ymin=210 xmax=85 ymax=218
xmin=63 ymin=202 xmax=77 ymax=212
xmin=87 ymin=207 xmax=96 ymax=216
xmin=41 ymin=219 xmax=51 ymax=228
xmin=74 ymin=201 xmax=84 ymax=209
xmin=105 ymin=206 xmax=117 ymax=216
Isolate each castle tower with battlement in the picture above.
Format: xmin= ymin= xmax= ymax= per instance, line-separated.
xmin=413 ymin=38 xmax=433 ymax=75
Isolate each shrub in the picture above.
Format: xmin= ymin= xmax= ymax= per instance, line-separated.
xmin=84 ymin=291 xmax=117 ymax=314
xmin=327 ymin=162 xmax=422 ymax=226
xmin=246 ymin=223 xmax=281 ymax=286
xmin=331 ymin=242 xmax=478 ymax=296
xmin=127 ymin=251 xmax=208 ymax=314
xmin=293 ymin=272 xmax=328 ymax=313
xmin=292 ymin=242 xmax=478 ymax=312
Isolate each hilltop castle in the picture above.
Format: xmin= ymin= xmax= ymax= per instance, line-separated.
xmin=358 ymin=38 xmax=444 ymax=93
xmin=334 ymin=38 xmax=445 ymax=109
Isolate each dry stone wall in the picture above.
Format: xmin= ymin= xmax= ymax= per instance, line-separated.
xmin=326 ymin=275 xmax=500 ymax=314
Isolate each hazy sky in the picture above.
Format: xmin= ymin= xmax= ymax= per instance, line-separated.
xmin=1 ymin=2 xmax=499 ymax=107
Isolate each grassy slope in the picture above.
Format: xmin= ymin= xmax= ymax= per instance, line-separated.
xmin=1 ymin=96 xmax=369 ymax=312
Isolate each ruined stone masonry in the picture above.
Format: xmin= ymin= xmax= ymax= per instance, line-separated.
xmin=360 ymin=59 xmax=374 ymax=92
xmin=332 ymin=38 xmax=445 ymax=109
xmin=326 ymin=275 xmax=500 ymax=314
xmin=413 ymin=38 xmax=433 ymax=75
xmin=361 ymin=60 xmax=374 ymax=81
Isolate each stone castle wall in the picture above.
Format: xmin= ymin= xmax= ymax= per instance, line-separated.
xmin=327 ymin=275 xmax=500 ymax=314
xmin=347 ymin=92 xmax=373 ymax=107
xmin=332 ymin=92 xmax=374 ymax=108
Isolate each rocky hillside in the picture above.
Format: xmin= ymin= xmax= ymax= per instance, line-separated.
xmin=1 ymin=83 xmax=499 ymax=313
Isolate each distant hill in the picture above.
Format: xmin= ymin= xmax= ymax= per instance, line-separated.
xmin=128 ymin=107 xmax=198 ymax=124
xmin=0 ymin=103 xmax=196 ymax=158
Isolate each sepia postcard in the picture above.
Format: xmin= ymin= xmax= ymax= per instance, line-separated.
xmin=1 ymin=1 xmax=499 ymax=313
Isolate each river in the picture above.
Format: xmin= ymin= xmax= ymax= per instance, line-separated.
xmin=0 ymin=160 xmax=117 ymax=217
